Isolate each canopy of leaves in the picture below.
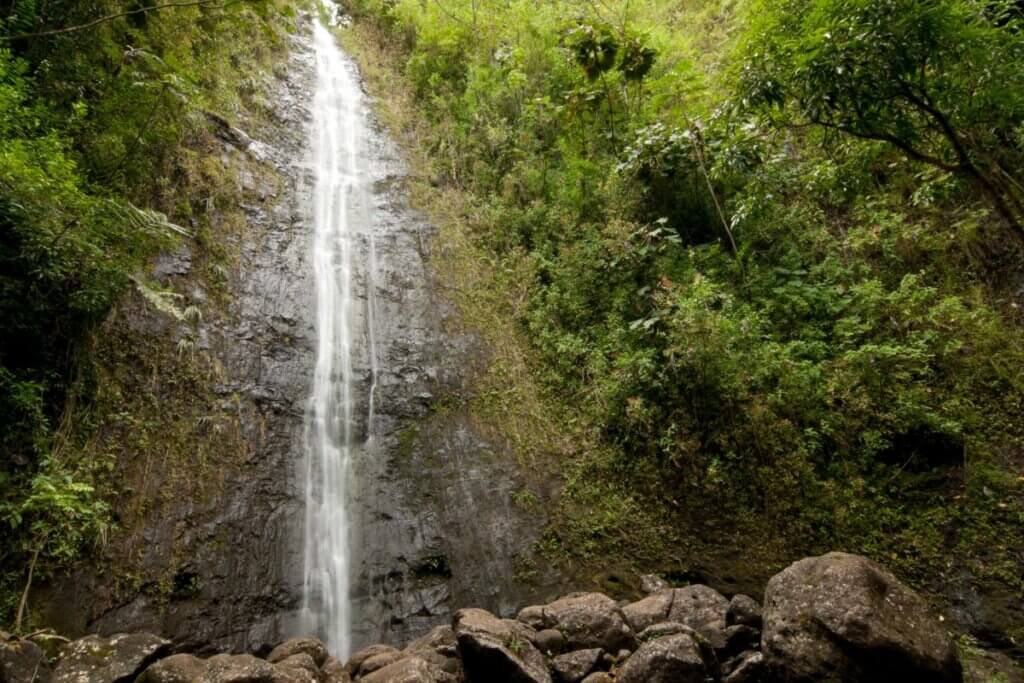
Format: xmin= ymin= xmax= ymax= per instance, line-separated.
xmin=347 ymin=0 xmax=1024 ymax=620
xmin=0 ymin=0 xmax=299 ymax=621
xmin=736 ymin=0 xmax=1024 ymax=238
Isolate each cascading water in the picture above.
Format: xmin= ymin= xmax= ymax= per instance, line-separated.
xmin=301 ymin=20 xmax=377 ymax=659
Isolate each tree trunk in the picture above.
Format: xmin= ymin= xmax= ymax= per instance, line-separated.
xmin=14 ymin=548 xmax=40 ymax=634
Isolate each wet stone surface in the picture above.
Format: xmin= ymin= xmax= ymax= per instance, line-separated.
xmin=37 ymin=18 xmax=562 ymax=654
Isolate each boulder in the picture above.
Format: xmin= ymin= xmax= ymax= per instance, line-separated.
xmin=624 ymin=584 xmax=729 ymax=645
xmin=640 ymin=575 xmax=669 ymax=594
xmin=358 ymin=656 xmax=450 ymax=683
xmin=543 ymin=594 xmax=635 ymax=652
xmin=516 ymin=607 xmax=549 ymax=631
xmin=272 ymin=654 xmax=318 ymax=683
xmin=358 ymin=652 xmax=405 ymax=677
xmin=403 ymin=626 xmax=459 ymax=675
xmin=397 ymin=651 xmax=452 ymax=677
xmin=319 ymin=658 xmax=349 ymax=683
xmin=726 ymin=595 xmax=762 ymax=629
xmin=724 ymin=652 xmax=765 ymax=683
xmin=343 ymin=647 xmax=398 ymax=677
xmin=1 ymin=637 xmax=51 ymax=683
xmin=637 ymin=622 xmax=691 ymax=641
xmin=622 ymin=592 xmax=673 ymax=634
xmin=404 ymin=627 xmax=456 ymax=658
xmin=203 ymin=654 xmax=287 ymax=683
xmin=136 ymin=654 xmax=206 ymax=683
xmin=533 ymin=630 xmax=563 ymax=656
xmin=453 ymin=608 xmax=550 ymax=683
xmin=762 ymin=552 xmax=963 ymax=683
xmin=54 ymin=633 xmax=170 ymax=683
xmin=267 ymin=638 xmax=328 ymax=668
xmin=274 ymin=654 xmax=318 ymax=676
xmin=550 ymin=649 xmax=602 ymax=683
xmin=667 ymin=585 xmax=729 ymax=647
xmin=616 ymin=632 xmax=713 ymax=683
xmin=579 ymin=675 xmax=611 ymax=683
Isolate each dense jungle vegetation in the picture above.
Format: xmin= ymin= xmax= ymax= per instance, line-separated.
xmin=0 ymin=0 xmax=301 ymax=622
xmin=1 ymin=0 xmax=1023 ymax=658
xmin=339 ymin=0 xmax=1024 ymax=651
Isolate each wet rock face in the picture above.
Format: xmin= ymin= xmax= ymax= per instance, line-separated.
xmin=36 ymin=25 xmax=320 ymax=654
xmin=762 ymin=552 xmax=963 ymax=683
xmin=36 ymin=18 xmax=561 ymax=654
xmin=322 ymin=34 xmax=566 ymax=651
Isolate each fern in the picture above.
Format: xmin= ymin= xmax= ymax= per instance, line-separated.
xmin=101 ymin=198 xmax=193 ymax=239
xmin=4 ymin=0 xmax=37 ymax=35
xmin=132 ymin=276 xmax=188 ymax=321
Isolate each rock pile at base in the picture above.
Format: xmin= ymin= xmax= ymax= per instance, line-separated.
xmin=0 ymin=553 xmax=975 ymax=683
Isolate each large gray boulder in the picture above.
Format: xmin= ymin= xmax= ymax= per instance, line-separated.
xmin=762 ymin=552 xmax=963 ymax=683
xmin=358 ymin=651 xmax=405 ymax=678
xmin=726 ymin=595 xmax=762 ymax=629
xmin=550 ymin=649 xmax=602 ymax=683
xmin=623 ymin=585 xmax=728 ymax=647
xmin=272 ymin=654 xmax=318 ymax=683
xmin=453 ymin=608 xmax=550 ymax=683
xmin=319 ymin=657 xmax=349 ymax=683
xmin=542 ymin=594 xmax=635 ymax=652
xmin=622 ymin=591 xmax=673 ymax=634
xmin=532 ymin=630 xmax=563 ymax=656
xmin=404 ymin=627 xmax=457 ymax=658
xmin=403 ymin=626 xmax=460 ymax=676
xmin=54 ymin=633 xmax=170 ymax=683
xmin=1 ymin=637 xmax=51 ymax=683
xmin=267 ymin=638 xmax=328 ymax=668
xmin=136 ymin=654 xmax=206 ymax=683
xmin=343 ymin=646 xmax=398 ymax=677
xmin=617 ymin=632 xmax=714 ymax=683
xmin=202 ymin=654 xmax=289 ymax=683
xmin=515 ymin=607 xmax=548 ymax=631
xmin=358 ymin=656 xmax=445 ymax=683
xmin=668 ymin=585 xmax=729 ymax=647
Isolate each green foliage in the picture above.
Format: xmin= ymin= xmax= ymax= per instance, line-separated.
xmin=0 ymin=0 xmax=301 ymax=626
xmin=566 ymin=23 xmax=619 ymax=81
xmin=736 ymin=0 xmax=1024 ymax=239
xmin=0 ymin=466 xmax=109 ymax=563
xmin=346 ymin=0 xmax=1024 ymax=628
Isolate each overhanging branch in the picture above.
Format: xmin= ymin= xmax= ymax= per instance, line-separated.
xmin=2 ymin=0 xmax=239 ymax=41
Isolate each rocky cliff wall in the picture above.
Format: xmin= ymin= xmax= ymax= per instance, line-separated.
xmin=35 ymin=18 xmax=562 ymax=653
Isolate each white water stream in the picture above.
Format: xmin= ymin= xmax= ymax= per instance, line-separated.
xmin=301 ymin=20 xmax=377 ymax=659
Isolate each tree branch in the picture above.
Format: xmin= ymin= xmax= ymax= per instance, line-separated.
xmin=804 ymin=116 xmax=962 ymax=172
xmin=2 ymin=0 xmax=236 ymax=41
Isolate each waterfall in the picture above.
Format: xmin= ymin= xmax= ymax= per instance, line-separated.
xmin=301 ymin=20 xmax=374 ymax=659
